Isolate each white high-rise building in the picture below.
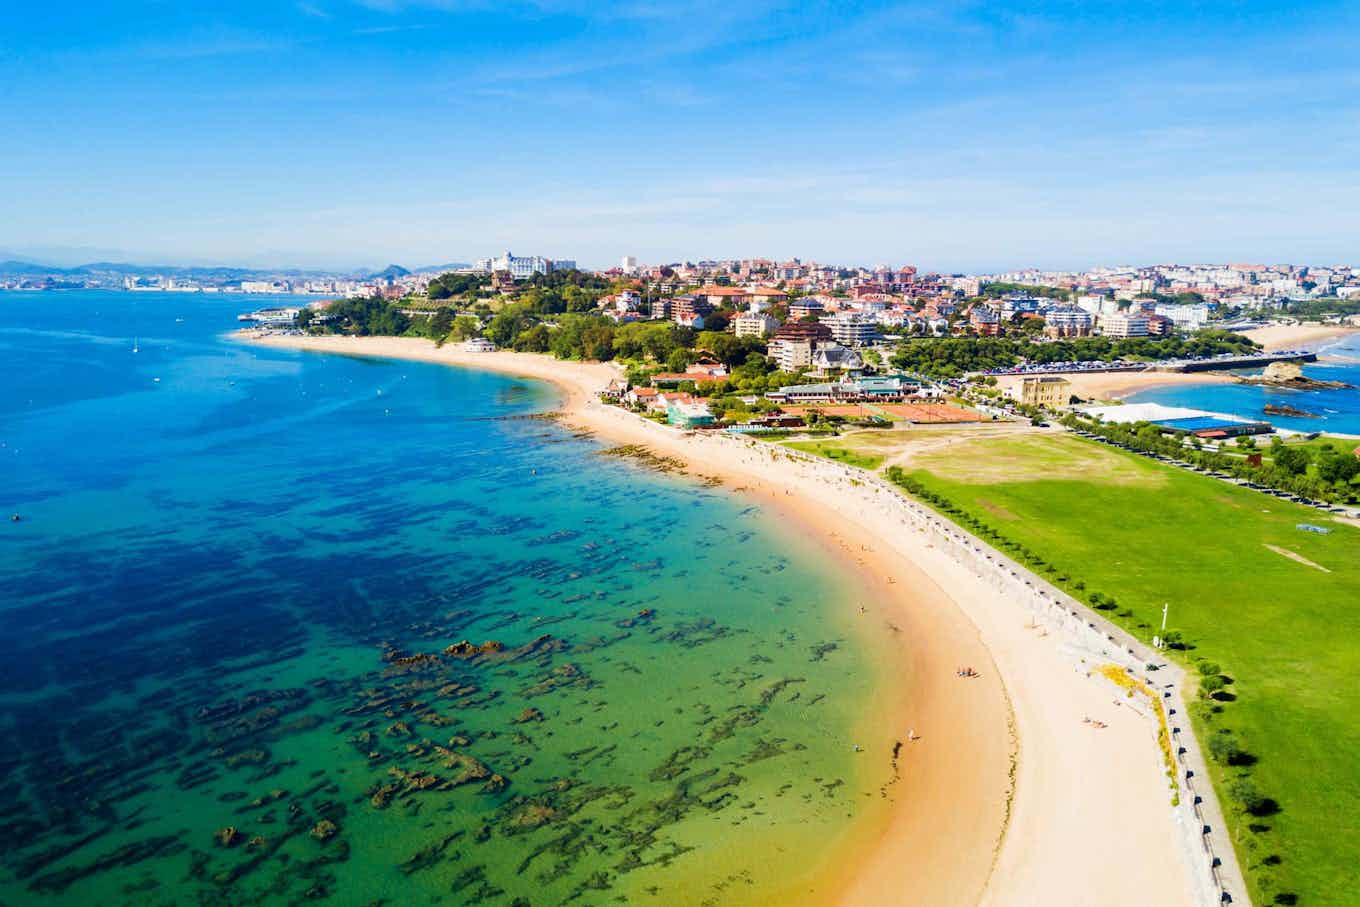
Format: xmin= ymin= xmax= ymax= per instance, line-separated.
xmin=824 ymin=312 xmax=880 ymax=347
xmin=621 ymin=255 xmax=638 ymax=273
xmin=1153 ymin=303 xmax=1209 ymax=331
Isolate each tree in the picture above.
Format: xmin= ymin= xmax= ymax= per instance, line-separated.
xmin=1199 ymin=674 xmax=1226 ymax=696
xmin=428 ymin=308 xmax=454 ymax=342
xmin=450 ymin=315 xmax=481 ymax=341
xmin=1316 ymin=450 xmax=1360 ymax=485
xmin=514 ymin=324 xmax=551 ymax=352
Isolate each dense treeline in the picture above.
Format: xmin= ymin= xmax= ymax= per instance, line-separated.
xmin=1060 ymin=413 xmax=1360 ymax=502
xmin=1284 ymin=297 xmax=1360 ymax=318
xmin=314 ymin=288 xmax=759 ymax=363
xmin=1135 ymin=290 xmax=1207 ymax=306
xmin=483 ymin=310 xmax=770 ymax=366
xmin=523 ymin=269 xmax=611 ymax=291
xmin=979 ymin=282 xmax=1072 ymax=301
xmin=426 ymin=272 xmax=489 ymax=300
xmin=314 ymin=296 xmax=410 ymax=336
xmin=890 ymin=330 xmax=1259 ymax=377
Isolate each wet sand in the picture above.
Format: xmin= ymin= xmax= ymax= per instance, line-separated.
xmin=239 ymin=332 xmax=1204 ymax=906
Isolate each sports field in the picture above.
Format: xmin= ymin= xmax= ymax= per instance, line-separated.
xmin=805 ymin=427 xmax=1360 ymax=905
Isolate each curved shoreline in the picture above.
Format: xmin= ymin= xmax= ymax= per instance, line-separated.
xmin=238 ymin=332 xmax=1212 ymax=905
xmin=1242 ymin=322 xmax=1360 ymax=352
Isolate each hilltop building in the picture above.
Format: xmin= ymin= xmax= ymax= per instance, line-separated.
xmin=474 ymin=251 xmax=571 ymax=279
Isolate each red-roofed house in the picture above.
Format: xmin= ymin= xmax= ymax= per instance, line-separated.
xmin=698 ymin=286 xmax=751 ymax=307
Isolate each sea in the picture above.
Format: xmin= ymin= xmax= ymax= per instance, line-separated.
xmin=1126 ymin=333 xmax=1360 ymax=435
xmin=0 ymin=290 xmax=888 ymax=906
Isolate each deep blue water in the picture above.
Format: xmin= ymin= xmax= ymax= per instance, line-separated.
xmin=0 ymin=290 xmax=882 ymax=905
xmin=1128 ymin=334 xmax=1360 ymax=435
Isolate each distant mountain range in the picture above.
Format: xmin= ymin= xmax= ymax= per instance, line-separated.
xmin=367 ymin=264 xmax=411 ymax=281
xmin=0 ymin=260 xmax=470 ymax=279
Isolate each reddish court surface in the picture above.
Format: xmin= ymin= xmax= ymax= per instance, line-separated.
xmin=874 ymin=403 xmax=979 ymax=423
xmin=777 ymin=402 xmax=979 ymax=423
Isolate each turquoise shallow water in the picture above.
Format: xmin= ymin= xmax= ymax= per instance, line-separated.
xmin=1127 ymin=334 xmax=1360 ymax=435
xmin=0 ymin=291 xmax=885 ymax=906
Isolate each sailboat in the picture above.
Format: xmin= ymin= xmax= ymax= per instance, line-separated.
xmin=133 ymin=337 xmax=140 ymax=354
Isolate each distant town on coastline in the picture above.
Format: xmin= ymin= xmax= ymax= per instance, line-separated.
xmin=6 ymin=254 xmax=1360 ymax=314
xmin=220 ymin=251 xmax=1360 ymax=506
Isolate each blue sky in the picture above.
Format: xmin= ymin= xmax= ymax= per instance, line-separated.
xmin=2 ymin=1 xmax=1357 ymax=271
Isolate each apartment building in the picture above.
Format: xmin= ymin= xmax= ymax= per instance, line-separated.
xmin=1101 ymin=312 xmax=1150 ymax=338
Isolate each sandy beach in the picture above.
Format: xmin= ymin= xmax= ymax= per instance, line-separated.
xmin=240 ymin=331 xmax=1221 ymax=905
xmin=1243 ymin=322 xmax=1360 ymax=352
xmin=1062 ymin=369 xmax=1232 ymax=401
xmin=1034 ymin=324 xmax=1360 ymax=402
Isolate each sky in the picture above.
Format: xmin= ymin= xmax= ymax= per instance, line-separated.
xmin=2 ymin=1 xmax=1358 ymax=272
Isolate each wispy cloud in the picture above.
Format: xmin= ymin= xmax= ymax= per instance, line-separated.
xmin=74 ymin=28 xmax=293 ymax=62
xmin=298 ymin=2 xmax=332 ymax=19
xmin=354 ymin=23 xmax=430 ymax=34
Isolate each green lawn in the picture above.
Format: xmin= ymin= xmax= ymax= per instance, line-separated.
xmin=887 ymin=433 xmax=1360 ymax=905
xmin=1264 ymin=433 xmax=1360 ymax=462
xmin=782 ymin=439 xmax=884 ymax=471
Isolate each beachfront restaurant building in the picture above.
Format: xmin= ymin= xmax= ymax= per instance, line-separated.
xmin=666 ymin=399 xmax=717 ymax=428
xmin=767 ymin=376 xmax=923 ymax=404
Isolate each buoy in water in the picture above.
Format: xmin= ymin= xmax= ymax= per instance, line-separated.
xmin=10 ymin=514 xmax=20 ymax=522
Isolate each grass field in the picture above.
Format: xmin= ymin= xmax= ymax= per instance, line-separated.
xmin=783 ymin=439 xmax=884 ymax=470
xmin=806 ymin=428 xmax=1360 ymax=905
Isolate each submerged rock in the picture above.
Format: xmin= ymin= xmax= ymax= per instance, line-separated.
xmin=309 ymin=819 xmax=338 ymax=842
xmin=444 ymin=640 xmax=506 ymax=658
xmin=213 ymin=827 xmax=241 ymax=848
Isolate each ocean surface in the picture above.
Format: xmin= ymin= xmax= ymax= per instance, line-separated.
xmin=1127 ymin=333 xmax=1360 ymax=435
xmin=0 ymin=291 xmax=887 ymax=906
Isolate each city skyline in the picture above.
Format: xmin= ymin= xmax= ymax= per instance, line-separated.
xmin=4 ymin=1 xmax=1359 ymax=270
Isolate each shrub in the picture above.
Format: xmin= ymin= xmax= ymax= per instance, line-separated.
xmin=1199 ymin=674 xmax=1227 ymax=696
xmin=1229 ymin=777 xmax=1269 ymax=815
xmin=1208 ymin=732 xmax=1242 ymax=764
